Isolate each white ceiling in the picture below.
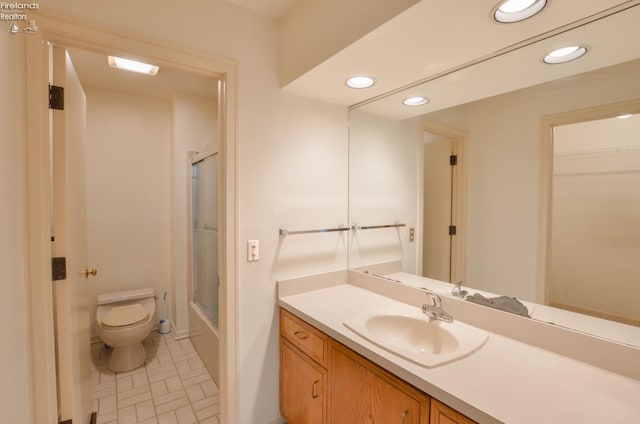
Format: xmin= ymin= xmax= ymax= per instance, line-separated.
xmin=358 ymin=4 xmax=640 ymax=120
xmin=224 ymin=0 xmax=300 ymax=19
xmin=67 ymin=0 xmax=640 ymax=107
xmin=281 ymin=0 xmax=640 ymax=107
xmin=67 ymin=48 xmax=218 ymax=100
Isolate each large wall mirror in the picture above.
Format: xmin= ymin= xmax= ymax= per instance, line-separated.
xmin=348 ymin=4 xmax=640 ymax=347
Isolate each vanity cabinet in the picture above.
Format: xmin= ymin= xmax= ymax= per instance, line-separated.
xmin=280 ymin=308 xmax=476 ymax=424
xmin=280 ymin=309 xmax=329 ymax=423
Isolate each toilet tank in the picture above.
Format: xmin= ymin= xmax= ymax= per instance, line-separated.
xmin=97 ymin=288 xmax=156 ymax=306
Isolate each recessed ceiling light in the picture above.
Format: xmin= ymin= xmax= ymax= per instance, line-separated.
xmin=493 ymin=0 xmax=547 ymax=23
xmin=108 ymin=56 xmax=159 ymax=75
xmin=617 ymin=113 xmax=633 ymax=119
xmin=346 ymin=76 xmax=375 ymax=89
xmin=543 ymin=46 xmax=588 ymax=64
xmin=403 ymin=96 xmax=429 ymax=106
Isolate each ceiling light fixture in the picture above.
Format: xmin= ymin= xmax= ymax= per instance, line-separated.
xmin=346 ymin=76 xmax=375 ymax=89
xmin=616 ymin=113 xmax=633 ymax=119
xmin=493 ymin=0 xmax=547 ymax=23
xmin=403 ymin=96 xmax=429 ymax=106
xmin=108 ymin=56 xmax=159 ymax=75
xmin=543 ymin=46 xmax=588 ymax=64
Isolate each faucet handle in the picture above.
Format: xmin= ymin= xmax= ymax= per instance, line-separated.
xmin=452 ymin=281 xmax=468 ymax=298
xmin=425 ymin=292 xmax=441 ymax=307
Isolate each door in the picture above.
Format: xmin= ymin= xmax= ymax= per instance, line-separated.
xmin=280 ymin=341 xmax=326 ymax=424
xmin=51 ymin=45 xmax=92 ymax=423
xmin=192 ymin=152 xmax=219 ymax=326
xmin=329 ymin=343 xmax=371 ymax=423
xmin=423 ymin=131 xmax=456 ymax=283
xmin=371 ymin=374 xmax=421 ymax=424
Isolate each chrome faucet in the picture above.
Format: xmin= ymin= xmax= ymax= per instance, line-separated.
xmin=421 ymin=292 xmax=453 ymax=323
xmin=451 ymin=281 xmax=468 ymax=299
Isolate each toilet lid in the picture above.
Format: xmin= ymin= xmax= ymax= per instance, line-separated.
xmin=102 ymin=304 xmax=149 ymax=328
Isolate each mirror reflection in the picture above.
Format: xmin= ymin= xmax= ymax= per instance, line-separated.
xmin=348 ymin=4 xmax=640 ymax=346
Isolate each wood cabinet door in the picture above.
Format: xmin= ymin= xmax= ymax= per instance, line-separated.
xmin=371 ymin=374 xmax=422 ymax=424
xmin=430 ymin=399 xmax=476 ymax=424
xmin=328 ymin=342 xmax=372 ymax=423
xmin=281 ymin=340 xmax=326 ymax=424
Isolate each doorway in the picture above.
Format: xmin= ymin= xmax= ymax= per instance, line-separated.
xmin=421 ymin=123 xmax=467 ymax=284
xmin=548 ymin=112 xmax=640 ymax=326
xmin=25 ymin=16 xmax=237 ymax=424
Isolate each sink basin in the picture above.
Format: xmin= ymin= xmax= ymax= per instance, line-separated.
xmin=344 ymin=304 xmax=488 ymax=368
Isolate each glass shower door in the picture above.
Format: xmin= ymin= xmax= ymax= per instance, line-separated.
xmin=192 ymin=153 xmax=219 ymax=327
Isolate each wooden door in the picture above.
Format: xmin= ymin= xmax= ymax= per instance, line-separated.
xmin=281 ymin=340 xmax=326 ymax=424
xmin=430 ymin=399 xmax=476 ymax=424
xmin=328 ymin=343 xmax=371 ymax=423
xmin=51 ymin=45 xmax=92 ymax=423
xmin=371 ymin=374 xmax=421 ymax=424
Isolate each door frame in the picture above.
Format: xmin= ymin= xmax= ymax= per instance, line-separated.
xmin=538 ymin=99 xmax=640 ymax=305
xmin=421 ymin=120 xmax=468 ymax=284
xmin=25 ymin=10 xmax=239 ymax=424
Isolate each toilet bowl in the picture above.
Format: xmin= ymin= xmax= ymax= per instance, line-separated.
xmin=96 ymin=288 xmax=157 ymax=372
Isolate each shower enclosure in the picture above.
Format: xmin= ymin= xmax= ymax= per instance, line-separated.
xmin=192 ymin=153 xmax=219 ymax=327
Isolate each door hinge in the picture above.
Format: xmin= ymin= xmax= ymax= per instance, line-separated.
xmin=450 ymin=155 xmax=458 ymax=166
xmin=52 ymin=257 xmax=66 ymax=281
xmin=49 ymin=84 xmax=64 ymax=110
xmin=449 ymin=225 xmax=457 ymax=236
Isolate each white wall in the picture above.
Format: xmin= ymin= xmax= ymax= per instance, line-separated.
xmin=85 ymin=87 xmax=172 ymax=338
xmin=40 ymin=2 xmax=349 ymax=423
xmin=349 ymin=110 xmax=421 ymax=272
xmin=428 ymin=59 xmax=640 ymax=301
xmin=172 ymin=93 xmax=218 ymax=337
xmin=0 ymin=35 xmax=32 ymax=423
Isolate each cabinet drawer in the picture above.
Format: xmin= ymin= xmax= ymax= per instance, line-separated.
xmin=281 ymin=308 xmax=328 ymax=367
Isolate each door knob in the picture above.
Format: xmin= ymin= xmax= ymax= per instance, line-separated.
xmin=82 ymin=268 xmax=97 ymax=278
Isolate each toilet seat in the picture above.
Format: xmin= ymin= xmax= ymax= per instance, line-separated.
xmin=101 ymin=304 xmax=149 ymax=328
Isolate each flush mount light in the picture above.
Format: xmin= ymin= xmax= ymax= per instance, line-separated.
xmin=403 ymin=96 xmax=429 ymax=106
xmin=543 ymin=46 xmax=588 ymax=64
xmin=493 ymin=0 xmax=547 ymax=23
xmin=346 ymin=76 xmax=375 ymax=89
xmin=108 ymin=56 xmax=159 ymax=75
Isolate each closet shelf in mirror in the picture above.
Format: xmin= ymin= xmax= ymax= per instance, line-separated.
xmin=553 ymin=168 xmax=640 ymax=177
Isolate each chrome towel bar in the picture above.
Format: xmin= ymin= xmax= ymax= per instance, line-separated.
xmin=351 ymin=222 xmax=406 ymax=231
xmin=279 ymin=222 xmax=406 ymax=237
xmin=279 ymin=225 xmax=348 ymax=237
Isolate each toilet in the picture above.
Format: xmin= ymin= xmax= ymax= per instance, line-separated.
xmin=96 ymin=288 xmax=157 ymax=372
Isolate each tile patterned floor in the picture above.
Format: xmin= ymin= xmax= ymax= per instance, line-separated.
xmin=91 ymin=332 xmax=221 ymax=424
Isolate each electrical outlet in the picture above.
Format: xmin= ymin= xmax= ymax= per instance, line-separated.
xmin=247 ymin=240 xmax=260 ymax=261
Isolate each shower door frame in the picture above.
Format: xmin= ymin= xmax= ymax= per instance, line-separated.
xmin=191 ymin=148 xmax=221 ymax=326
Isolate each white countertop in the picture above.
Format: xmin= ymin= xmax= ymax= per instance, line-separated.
xmin=278 ymin=278 xmax=640 ymax=424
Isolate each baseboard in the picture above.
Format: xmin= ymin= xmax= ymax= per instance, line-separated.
xmin=171 ymin=320 xmax=190 ymax=340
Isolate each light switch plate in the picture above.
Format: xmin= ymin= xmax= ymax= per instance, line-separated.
xmin=247 ymin=240 xmax=260 ymax=261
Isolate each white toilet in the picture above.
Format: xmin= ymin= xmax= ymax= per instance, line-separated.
xmin=96 ymin=288 xmax=157 ymax=372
